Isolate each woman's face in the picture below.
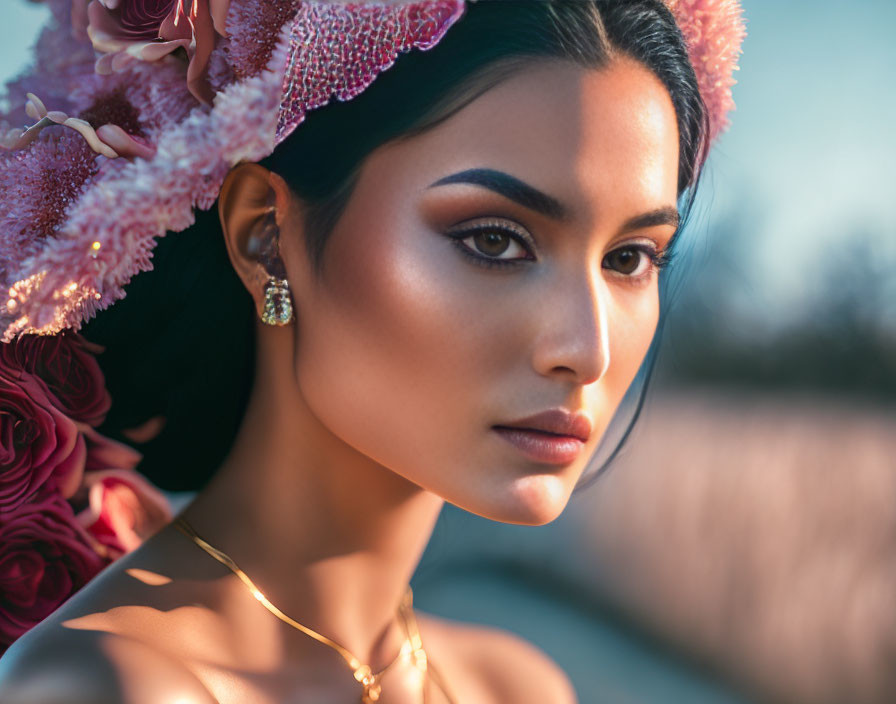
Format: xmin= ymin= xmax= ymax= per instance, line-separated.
xmin=284 ymin=56 xmax=680 ymax=525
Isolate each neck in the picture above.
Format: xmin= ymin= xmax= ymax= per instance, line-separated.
xmin=178 ymin=327 xmax=444 ymax=670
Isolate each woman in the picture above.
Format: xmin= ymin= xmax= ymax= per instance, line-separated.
xmin=0 ymin=0 xmax=745 ymax=701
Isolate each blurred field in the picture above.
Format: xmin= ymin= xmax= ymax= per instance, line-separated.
xmin=413 ymin=390 xmax=896 ymax=704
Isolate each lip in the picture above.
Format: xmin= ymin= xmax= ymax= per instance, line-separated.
xmin=492 ymin=408 xmax=592 ymax=465
xmin=494 ymin=408 xmax=592 ymax=443
xmin=491 ymin=427 xmax=586 ymax=465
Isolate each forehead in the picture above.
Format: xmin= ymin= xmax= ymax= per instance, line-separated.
xmin=368 ymin=56 xmax=680 ymax=226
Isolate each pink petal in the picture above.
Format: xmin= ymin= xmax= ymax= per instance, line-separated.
xmin=79 ymin=423 xmax=143 ymax=471
xmin=185 ymin=0 xmax=218 ymax=105
xmin=110 ymin=51 xmax=139 ymax=73
xmin=120 ymin=415 xmax=166 ymax=444
xmin=96 ymin=124 xmax=156 ymax=160
xmin=158 ymin=6 xmax=193 ymax=42
xmin=209 ymin=0 xmax=231 ymax=37
xmin=78 ymin=469 xmax=173 ymax=555
xmin=135 ymin=38 xmax=191 ymax=63
xmin=54 ymin=434 xmax=87 ymax=499
xmin=86 ymin=2 xmax=134 ymax=54
xmin=94 ymin=52 xmax=115 ymax=75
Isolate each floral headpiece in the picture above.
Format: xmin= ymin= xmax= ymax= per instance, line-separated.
xmin=0 ymin=0 xmax=745 ymax=341
xmin=0 ymin=0 xmax=745 ymax=651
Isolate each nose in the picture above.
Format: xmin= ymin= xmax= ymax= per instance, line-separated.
xmin=530 ymin=269 xmax=611 ymax=386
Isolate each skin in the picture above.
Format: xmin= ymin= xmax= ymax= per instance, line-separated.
xmin=0 ymin=55 xmax=679 ymax=703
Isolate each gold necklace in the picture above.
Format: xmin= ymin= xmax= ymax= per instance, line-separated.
xmin=172 ymin=516 xmax=457 ymax=704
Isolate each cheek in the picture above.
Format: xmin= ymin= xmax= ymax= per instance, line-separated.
xmin=293 ymin=216 xmax=490 ymax=483
xmin=605 ymin=288 xmax=660 ymax=409
xmin=580 ymin=284 xmax=660 ymax=451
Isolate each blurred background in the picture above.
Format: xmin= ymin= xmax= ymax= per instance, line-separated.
xmin=3 ymin=1 xmax=894 ymax=702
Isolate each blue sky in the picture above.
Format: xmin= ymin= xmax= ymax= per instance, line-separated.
xmin=699 ymin=0 xmax=896 ymax=326
xmin=2 ymin=1 xmax=894 ymax=329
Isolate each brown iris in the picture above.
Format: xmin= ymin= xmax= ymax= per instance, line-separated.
xmin=606 ymin=248 xmax=640 ymax=275
xmin=474 ymin=230 xmax=512 ymax=257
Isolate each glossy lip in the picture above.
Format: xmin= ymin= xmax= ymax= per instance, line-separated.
xmin=493 ymin=408 xmax=593 ymax=443
xmin=492 ymin=427 xmax=585 ymax=465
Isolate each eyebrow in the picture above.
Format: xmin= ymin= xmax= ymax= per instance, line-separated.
xmin=428 ymin=168 xmax=570 ymax=221
xmin=619 ymin=205 xmax=680 ymax=234
xmin=428 ymin=168 xmax=680 ymax=234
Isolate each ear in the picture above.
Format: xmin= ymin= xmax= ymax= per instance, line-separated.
xmin=217 ymin=162 xmax=297 ymax=318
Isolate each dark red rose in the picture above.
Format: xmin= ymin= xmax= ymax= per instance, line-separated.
xmin=0 ymin=333 xmax=111 ymax=427
xmin=0 ymin=490 xmax=106 ymax=646
xmin=0 ymin=371 xmax=86 ymax=514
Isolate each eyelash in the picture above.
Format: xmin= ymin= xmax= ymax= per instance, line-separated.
xmin=446 ymin=219 xmax=536 ymax=270
xmin=445 ymin=219 xmax=675 ymax=280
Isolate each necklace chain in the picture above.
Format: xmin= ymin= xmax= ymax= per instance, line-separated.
xmin=172 ymin=516 xmax=456 ymax=703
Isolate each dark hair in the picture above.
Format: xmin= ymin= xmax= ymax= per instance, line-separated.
xmin=83 ymin=0 xmax=709 ymax=492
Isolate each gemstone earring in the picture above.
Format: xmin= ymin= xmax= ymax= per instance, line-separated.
xmin=261 ymin=276 xmax=294 ymax=326
xmin=250 ymin=195 xmax=294 ymax=327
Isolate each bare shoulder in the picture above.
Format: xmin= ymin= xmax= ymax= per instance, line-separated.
xmin=0 ymin=623 xmax=217 ymax=704
xmin=417 ymin=612 xmax=578 ymax=704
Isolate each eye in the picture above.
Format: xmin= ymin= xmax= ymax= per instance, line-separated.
xmin=445 ymin=218 xmax=536 ymax=269
xmin=603 ymin=242 xmax=671 ymax=280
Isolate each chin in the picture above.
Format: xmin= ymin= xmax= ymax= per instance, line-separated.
xmin=487 ymin=473 xmax=572 ymax=526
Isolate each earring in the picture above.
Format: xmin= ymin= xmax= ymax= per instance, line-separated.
xmin=261 ymin=276 xmax=295 ymax=326
xmin=251 ymin=193 xmax=294 ymax=327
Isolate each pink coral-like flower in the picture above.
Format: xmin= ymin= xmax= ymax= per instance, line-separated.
xmin=0 ymin=333 xmax=111 ymax=428
xmin=0 ymin=369 xmax=87 ymax=514
xmin=75 ymin=468 xmax=172 ymax=560
xmin=0 ymin=489 xmax=106 ymax=646
xmin=664 ymin=0 xmax=747 ymax=145
xmin=1 ymin=0 xmax=469 ymax=340
xmin=86 ymin=0 xmax=232 ymax=104
xmin=0 ymin=129 xmax=100 ymax=267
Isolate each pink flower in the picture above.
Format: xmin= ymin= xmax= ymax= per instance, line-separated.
xmin=75 ymin=468 xmax=172 ymax=560
xmin=0 ymin=370 xmax=86 ymax=514
xmin=0 ymin=490 xmax=106 ymax=646
xmin=664 ymin=0 xmax=746 ymax=145
xmin=0 ymin=333 xmax=111 ymax=428
xmin=86 ymin=0 xmax=232 ymax=105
